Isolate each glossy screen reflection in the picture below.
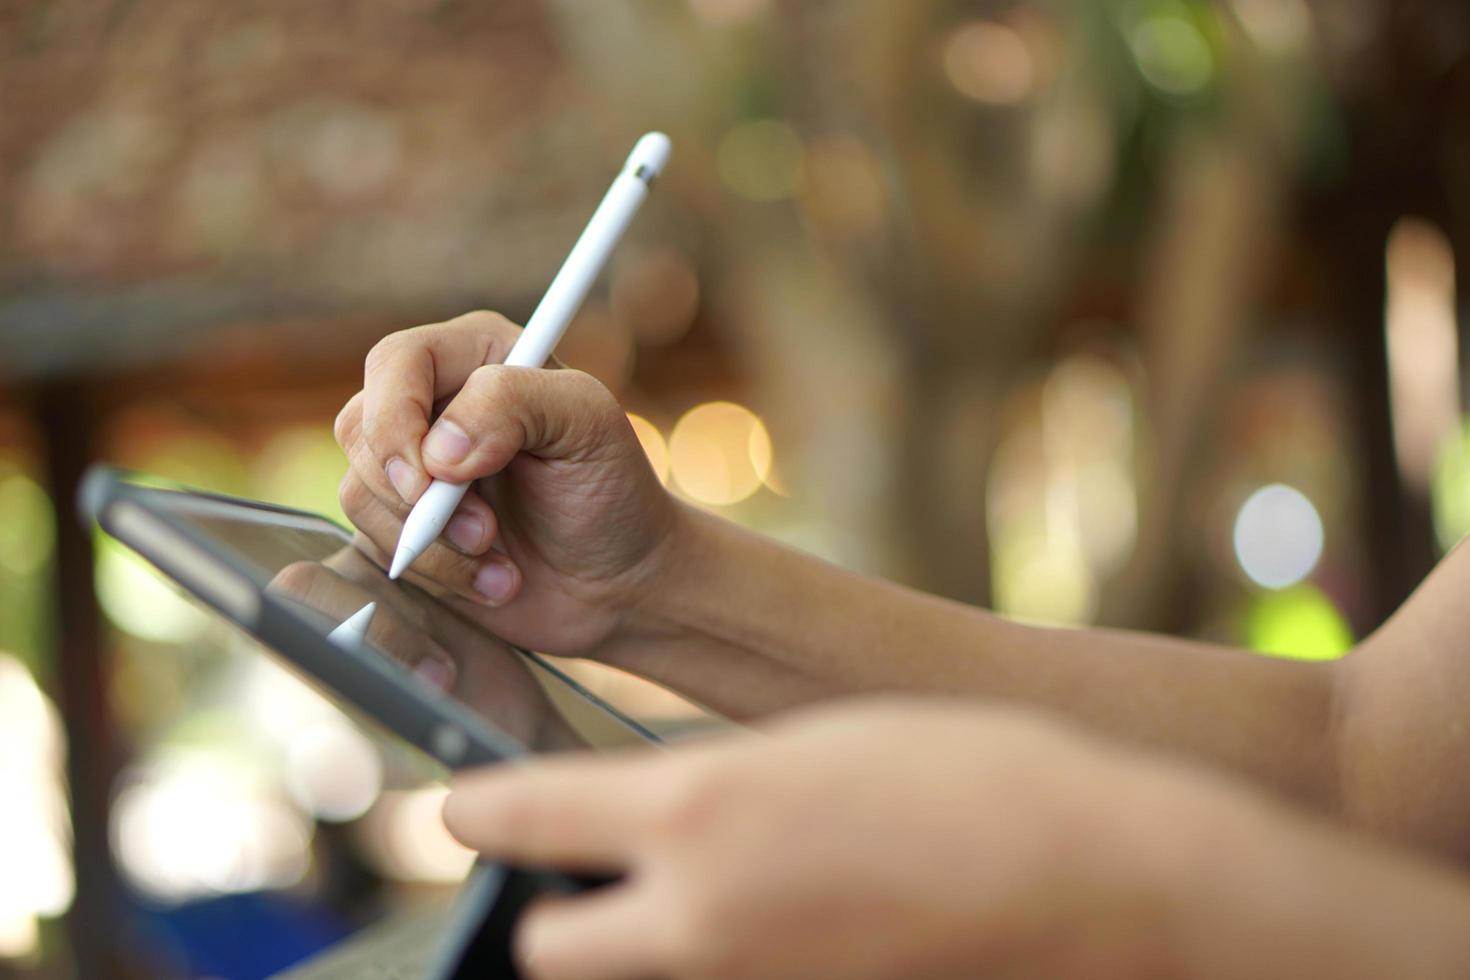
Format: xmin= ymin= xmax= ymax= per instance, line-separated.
xmin=161 ymin=495 xmax=634 ymax=754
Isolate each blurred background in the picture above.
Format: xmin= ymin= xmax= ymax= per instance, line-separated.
xmin=3 ymin=0 xmax=1470 ymax=975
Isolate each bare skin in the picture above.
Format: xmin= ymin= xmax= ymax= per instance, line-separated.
xmin=333 ymin=310 xmax=1470 ymax=978
xmin=445 ymin=702 xmax=1470 ymax=980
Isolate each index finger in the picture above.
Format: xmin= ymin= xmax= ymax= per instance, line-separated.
xmin=444 ymin=753 xmax=664 ymax=871
xmin=362 ymin=311 xmax=525 ymax=503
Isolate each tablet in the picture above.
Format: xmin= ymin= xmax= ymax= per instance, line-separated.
xmin=80 ymin=466 xmax=650 ymax=977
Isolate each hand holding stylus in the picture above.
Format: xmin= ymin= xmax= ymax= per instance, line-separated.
xmin=334 ymin=313 xmax=682 ymax=663
xmin=390 ymin=132 xmax=671 ymax=581
xmin=330 ymin=133 xmax=670 ymax=645
xmin=332 ymin=150 xmax=687 ymax=664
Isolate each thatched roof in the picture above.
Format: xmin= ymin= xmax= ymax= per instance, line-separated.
xmin=0 ymin=0 xmax=658 ymax=378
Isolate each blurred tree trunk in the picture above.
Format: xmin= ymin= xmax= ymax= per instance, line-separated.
xmin=1102 ymin=28 xmax=1305 ymax=630
xmin=548 ymin=3 xmax=1297 ymax=627
xmin=1103 ymin=129 xmax=1286 ymax=630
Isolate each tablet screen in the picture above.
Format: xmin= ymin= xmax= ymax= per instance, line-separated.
xmin=136 ymin=485 xmax=656 ymax=755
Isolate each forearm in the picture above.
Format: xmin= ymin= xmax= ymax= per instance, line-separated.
xmin=1140 ymin=769 xmax=1470 ymax=980
xmin=612 ymin=505 xmax=1340 ymax=805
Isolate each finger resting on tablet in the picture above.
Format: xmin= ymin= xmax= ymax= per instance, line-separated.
xmin=444 ymin=757 xmax=659 ymax=870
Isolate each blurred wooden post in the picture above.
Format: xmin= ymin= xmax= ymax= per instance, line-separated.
xmin=1103 ymin=131 xmax=1284 ymax=631
xmin=40 ymin=380 xmax=121 ymax=980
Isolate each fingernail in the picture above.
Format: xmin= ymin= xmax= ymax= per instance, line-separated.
xmin=446 ymin=513 xmax=485 ymax=552
xmin=386 ymin=457 xmax=423 ymax=504
xmin=473 ymin=561 xmax=516 ymax=605
xmin=415 ymin=658 xmax=455 ymax=692
xmin=424 ymin=419 xmax=471 ymax=465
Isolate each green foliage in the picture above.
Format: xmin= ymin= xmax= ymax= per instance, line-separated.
xmin=1245 ymin=584 xmax=1353 ymax=661
xmin=0 ymin=456 xmax=56 ymax=675
xmin=1431 ymin=418 xmax=1470 ymax=553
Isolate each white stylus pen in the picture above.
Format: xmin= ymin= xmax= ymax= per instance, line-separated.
xmin=387 ymin=131 xmax=672 ymax=581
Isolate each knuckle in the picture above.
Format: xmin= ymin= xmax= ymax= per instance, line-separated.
xmin=562 ymin=370 xmax=620 ymax=431
xmin=338 ymin=472 xmax=373 ymax=517
xmin=462 ymin=367 xmax=525 ymax=438
xmin=655 ymin=768 xmax=728 ymax=842
xmin=363 ymin=331 xmax=408 ymax=374
xmin=561 ymin=367 xmax=611 ymax=405
xmin=467 ymin=363 xmax=516 ymax=404
xmin=416 ymin=544 xmax=480 ymax=591
xmin=456 ymin=309 xmax=511 ymax=331
xmin=563 ymin=367 xmax=603 ymax=393
xmin=270 ymin=560 xmax=319 ymax=597
xmin=359 ymin=411 xmax=401 ymax=458
xmin=453 ymin=309 xmax=525 ymax=355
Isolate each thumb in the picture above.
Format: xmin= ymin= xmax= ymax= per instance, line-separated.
xmin=419 ymin=366 xmax=622 ymax=483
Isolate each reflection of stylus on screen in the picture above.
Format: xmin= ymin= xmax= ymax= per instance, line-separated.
xmin=326 ymin=600 xmax=376 ymax=649
xmin=331 ymin=132 xmax=672 ymax=642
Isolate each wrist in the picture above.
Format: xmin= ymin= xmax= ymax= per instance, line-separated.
xmin=596 ymin=498 xmax=718 ymax=668
xmin=590 ymin=501 xmax=838 ymax=717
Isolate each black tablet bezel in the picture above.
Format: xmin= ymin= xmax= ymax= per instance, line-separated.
xmin=83 ymin=466 xmax=542 ymax=770
xmin=79 ymin=465 xmax=628 ymax=979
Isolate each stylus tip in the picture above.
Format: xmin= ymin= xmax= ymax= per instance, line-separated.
xmin=388 ymin=545 xmax=412 ymax=580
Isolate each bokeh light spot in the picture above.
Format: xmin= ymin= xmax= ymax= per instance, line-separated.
xmin=1130 ymin=15 xmax=1215 ymax=97
xmin=0 ymin=916 xmax=37 ymax=960
xmin=557 ymin=304 xmax=636 ymax=394
xmin=283 ymin=721 xmax=382 ymax=823
xmin=1230 ymin=0 xmax=1312 ymax=55
xmin=1386 ymin=217 xmax=1459 ymax=492
xmin=1246 ymin=585 xmax=1353 ymax=661
xmin=0 ymin=655 xmax=72 ymax=960
xmin=1431 ymin=418 xmax=1470 ymax=551
xmin=627 ymin=414 xmax=670 ymax=486
xmin=611 ymin=248 xmax=700 ymax=347
xmin=95 ymin=535 xmax=211 ymax=644
xmin=358 ymin=786 xmax=475 ymax=883
xmin=992 ymin=530 xmax=1098 ymax=626
xmin=797 ymin=135 xmax=887 ymax=242
xmin=942 ymin=21 xmax=1037 ymax=105
xmin=112 ymin=750 xmax=311 ymax=903
xmin=254 ymin=426 xmax=349 ymax=524
xmin=128 ymin=429 xmax=251 ymax=497
xmin=0 ymin=475 xmax=55 ymax=576
xmin=1233 ymin=484 xmax=1324 ymax=589
xmin=688 ymin=0 xmax=769 ymax=26
xmin=669 ymin=402 xmax=772 ymax=506
xmin=716 ymin=120 xmax=805 ymax=202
